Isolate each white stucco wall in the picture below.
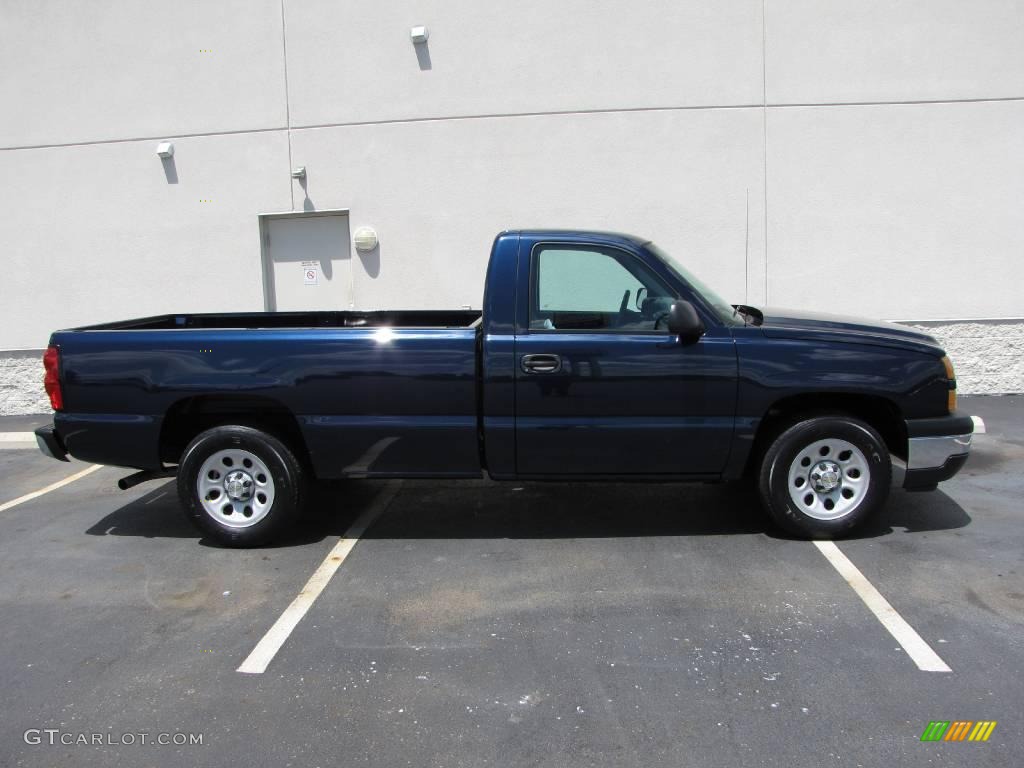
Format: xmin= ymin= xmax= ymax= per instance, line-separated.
xmin=289 ymin=108 xmax=766 ymax=313
xmin=0 ymin=0 xmax=1022 ymax=413
xmin=283 ymin=0 xmax=765 ymax=125
xmin=0 ymin=0 xmax=287 ymax=146
xmin=905 ymin=321 xmax=1024 ymax=396
xmin=766 ymin=99 xmax=1024 ymax=319
xmin=765 ymin=0 xmax=1024 ymax=103
xmin=0 ymin=132 xmax=291 ymax=350
xmin=0 ymin=351 xmax=51 ymax=416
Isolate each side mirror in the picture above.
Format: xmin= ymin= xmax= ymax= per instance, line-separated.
xmin=666 ymin=300 xmax=704 ymax=342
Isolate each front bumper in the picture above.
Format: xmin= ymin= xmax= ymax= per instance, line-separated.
xmin=35 ymin=424 xmax=69 ymax=462
xmin=903 ymin=413 xmax=973 ymax=490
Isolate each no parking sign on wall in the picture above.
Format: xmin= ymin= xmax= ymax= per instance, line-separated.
xmin=301 ymin=261 xmax=318 ymax=285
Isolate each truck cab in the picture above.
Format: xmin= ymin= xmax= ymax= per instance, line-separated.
xmin=484 ymin=231 xmax=738 ymax=478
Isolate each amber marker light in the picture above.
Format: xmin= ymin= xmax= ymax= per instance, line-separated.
xmin=942 ymin=355 xmax=957 ymax=413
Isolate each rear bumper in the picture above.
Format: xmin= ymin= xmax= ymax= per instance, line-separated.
xmin=34 ymin=425 xmax=69 ymax=462
xmin=903 ymin=413 xmax=973 ymax=490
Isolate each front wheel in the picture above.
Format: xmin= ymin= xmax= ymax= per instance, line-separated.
xmin=177 ymin=425 xmax=306 ymax=547
xmin=758 ymin=416 xmax=891 ymax=538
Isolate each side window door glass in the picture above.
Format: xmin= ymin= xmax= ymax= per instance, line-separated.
xmin=530 ymin=246 xmax=674 ymax=332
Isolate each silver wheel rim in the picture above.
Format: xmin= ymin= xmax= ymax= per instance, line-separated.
xmin=786 ymin=438 xmax=870 ymax=521
xmin=196 ymin=448 xmax=275 ymax=529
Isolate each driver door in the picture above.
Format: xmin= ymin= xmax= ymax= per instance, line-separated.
xmin=514 ymin=243 xmax=737 ymax=476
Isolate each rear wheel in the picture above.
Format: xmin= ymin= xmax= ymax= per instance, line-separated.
xmin=758 ymin=415 xmax=891 ymax=538
xmin=177 ymin=425 xmax=305 ymax=547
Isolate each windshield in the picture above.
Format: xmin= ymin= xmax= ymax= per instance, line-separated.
xmin=646 ymin=243 xmax=743 ymax=326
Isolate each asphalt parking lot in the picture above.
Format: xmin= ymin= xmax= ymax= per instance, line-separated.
xmin=0 ymin=396 xmax=1021 ymax=767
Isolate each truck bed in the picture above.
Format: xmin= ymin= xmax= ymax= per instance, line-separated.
xmin=73 ymin=310 xmax=482 ymax=331
xmin=51 ymin=315 xmax=483 ymax=479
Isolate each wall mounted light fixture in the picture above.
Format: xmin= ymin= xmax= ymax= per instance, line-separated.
xmin=410 ymin=26 xmax=429 ymax=44
xmin=291 ymin=166 xmax=306 ymax=179
xmin=354 ymin=226 xmax=379 ymax=252
xmin=156 ymin=142 xmax=174 ymax=158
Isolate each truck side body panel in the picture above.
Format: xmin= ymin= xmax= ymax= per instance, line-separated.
xmin=54 ymin=327 xmax=481 ymax=477
xmin=721 ymin=327 xmax=951 ymax=479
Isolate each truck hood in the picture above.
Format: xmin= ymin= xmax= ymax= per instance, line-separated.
xmin=755 ymin=307 xmax=944 ymax=354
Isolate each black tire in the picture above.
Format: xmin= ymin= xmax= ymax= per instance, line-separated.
xmin=177 ymin=425 xmax=305 ymax=547
xmin=758 ymin=415 xmax=891 ymax=539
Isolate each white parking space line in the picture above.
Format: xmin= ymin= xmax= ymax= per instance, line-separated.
xmin=971 ymin=415 xmax=986 ymax=434
xmin=813 ymin=540 xmax=951 ymax=673
xmin=0 ymin=432 xmax=37 ymax=449
xmin=0 ymin=464 xmax=104 ymax=513
xmin=237 ymin=481 xmax=401 ymax=675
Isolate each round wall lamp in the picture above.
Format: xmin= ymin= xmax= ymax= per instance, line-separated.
xmin=354 ymin=226 xmax=378 ymax=252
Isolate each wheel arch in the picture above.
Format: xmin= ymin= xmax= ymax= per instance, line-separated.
xmin=745 ymin=392 xmax=906 ymax=478
xmin=159 ymin=395 xmax=312 ymax=470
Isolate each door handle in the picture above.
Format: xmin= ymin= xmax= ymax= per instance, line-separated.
xmin=521 ymin=353 xmax=563 ymax=374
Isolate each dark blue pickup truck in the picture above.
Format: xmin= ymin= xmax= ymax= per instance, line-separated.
xmin=36 ymin=230 xmax=973 ymax=546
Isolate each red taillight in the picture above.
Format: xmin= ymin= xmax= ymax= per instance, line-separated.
xmin=43 ymin=345 xmax=63 ymax=411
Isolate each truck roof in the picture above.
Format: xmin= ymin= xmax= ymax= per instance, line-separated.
xmin=501 ymin=229 xmax=651 ymax=247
